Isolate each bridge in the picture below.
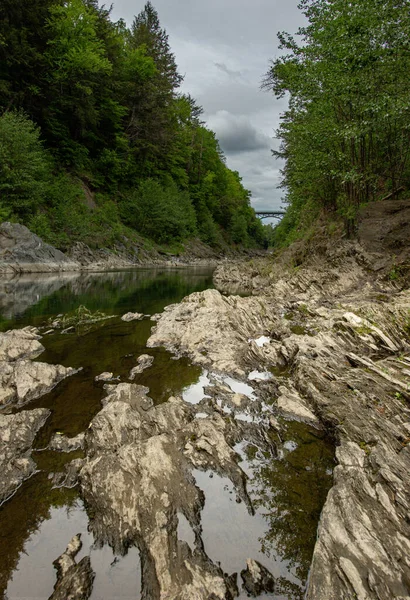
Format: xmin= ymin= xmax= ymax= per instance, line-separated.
xmin=255 ymin=210 xmax=286 ymax=220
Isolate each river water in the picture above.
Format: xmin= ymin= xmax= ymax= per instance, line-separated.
xmin=0 ymin=268 xmax=334 ymax=600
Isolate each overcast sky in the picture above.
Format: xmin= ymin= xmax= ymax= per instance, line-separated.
xmin=111 ymin=0 xmax=306 ymax=213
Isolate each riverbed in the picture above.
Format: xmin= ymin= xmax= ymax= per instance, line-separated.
xmin=0 ymin=268 xmax=334 ymax=600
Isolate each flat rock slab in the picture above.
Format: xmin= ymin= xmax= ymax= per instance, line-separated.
xmin=0 ymin=359 xmax=79 ymax=407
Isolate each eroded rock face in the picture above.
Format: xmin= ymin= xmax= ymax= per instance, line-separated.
xmin=240 ymin=558 xmax=275 ymax=596
xmin=0 ymin=327 xmax=79 ymax=407
xmin=79 ymin=383 xmax=253 ymax=600
xmin=0 ymin=222 xmax=79 ymax=274
xmin=147 ymin=251 xmax=410 ymax=599
xmin=48 ymin=534 xmax=94 ymax=600
xmin=0 ymin=358 xmax=79 ymax=407
xmin=148 ymin=289 xmax=283 ymax=378
xmin=67 ymin=241 xmax=137 ymax=271
xmin=0 ymin=408 xmax=50 ymax=505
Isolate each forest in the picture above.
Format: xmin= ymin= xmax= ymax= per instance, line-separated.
xmin=0 ymin=0 xmax=269 ymax=251
xmin=265 ymin=0 xmax=410 ymax=246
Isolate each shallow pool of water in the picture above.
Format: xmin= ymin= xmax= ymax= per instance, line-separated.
xmin=0 ymin=268 xmax=335 ymax=600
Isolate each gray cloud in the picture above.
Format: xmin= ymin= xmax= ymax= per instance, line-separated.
xmin=214 ymin=62 xmax=243 ymax=79
xmin=207 ymin=111 xmax=271 ymax=154
xmin=110 ymin=0 xmax=306 ymax=211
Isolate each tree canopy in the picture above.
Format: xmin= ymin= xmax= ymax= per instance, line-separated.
xmin=264 ymin=0 xmax=410 ymax=243
xmin=0 ymin=0 xmax=268 ymax=249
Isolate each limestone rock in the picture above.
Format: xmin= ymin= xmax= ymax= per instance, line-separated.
xmin=80 ymin=383 xmax=249 ymax=599
xmin=240 ymin=558 xmax=275 ymax=596
xmin=94 ymin=372 xmax=114 ymax=382
xmin=0 ymin=359 xmax=79 ymax=407
xmin=148 ymin=241 xmax=410 ymax=599
xmin=0 ymin=327 xmax=44 ymax=361
xmin=129 ymin=354 xmax=154 ymax=379
xmin=49 ymin=432 xmax=85 ymax=453
xmin=121 ymin=311 xmax=144 ymax=322
xmin=148 ymin=289 xmax=282 ymax=377
xmin=48 ymin=534 xmax=94 ymax=600
xmin=0 ymin=222 xmax=79 ymax=274
xmin=0 ymin=408 xmax=50 ymax=505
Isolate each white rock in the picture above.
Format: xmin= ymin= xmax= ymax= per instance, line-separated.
xmin=121 ymin=312 xmax=144 ymax=322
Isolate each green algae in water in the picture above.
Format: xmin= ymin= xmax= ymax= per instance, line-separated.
xmin=47 ymin=304 xmax=115 ymax=334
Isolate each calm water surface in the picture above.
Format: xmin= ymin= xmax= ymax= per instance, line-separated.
xmin=0 ymin=268 xmax=334 ymax=600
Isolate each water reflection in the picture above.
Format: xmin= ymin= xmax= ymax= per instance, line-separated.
xmin=0 ymin=267 xmax=215 ymax=330
xmin=0 ymin=267 xmax=213 ymax=599
xmin=238 ymin=420 xmax=335 ymax=598
xmin=0 ymin=269 xmax=334 ymax=600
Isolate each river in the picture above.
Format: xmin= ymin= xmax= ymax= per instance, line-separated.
xmin=0 ymin=268 xmax=334 ymax=600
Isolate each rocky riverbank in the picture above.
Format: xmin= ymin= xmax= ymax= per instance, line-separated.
xmin=0 ymin=326 xmax=78 ymax=505
xmin=146 ymin=201 xmax=410 ymax=599
xmin=0 ymin=222 xmax=258 ymax=274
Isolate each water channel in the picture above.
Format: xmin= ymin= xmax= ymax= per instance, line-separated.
xmin=0 ymin=268 xmax=334 ymax=600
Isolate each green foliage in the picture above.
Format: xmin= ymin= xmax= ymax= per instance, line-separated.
xmin=0 ymin=112 xmax=51 ymax=218
xmin=230 ymin=213 xmax=249 ymax=245
xmin=120 ymin=179 xmax=197 ymax=244
xmin=0 ymin=1 xmax=265 ymax=249
xmin=264 ymin=0 xmax=410 ymax=241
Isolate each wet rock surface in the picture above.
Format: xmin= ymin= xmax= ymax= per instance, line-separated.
xmin=49 ymin=432 xmax=85 ymax=453
xmin=241 ymin=558 xmax=275 ymax=596
xmin=0 ymin=408 xmax=50 ymax=505
xmin=148 ymin=234 xmax=410 ymax=600
xmin=0 ymin=327 xmax=79 ymax=407
xmin=48 ymin=534 xmax=94 ymax=600
xmin=79 ymin=382 xmax=269 ymax=599
xmin=121 ymin=311 xmax=144 ymax=322
xmin=129 ymin=354 xmax=154 ymax=379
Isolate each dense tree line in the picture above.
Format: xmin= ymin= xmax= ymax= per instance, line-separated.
xmin=0 ymin=0 xmax=268 ymax=249
xmin=264 ymin=0 xmax=410 ymax=245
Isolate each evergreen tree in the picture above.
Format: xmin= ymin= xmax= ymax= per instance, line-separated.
xmin=126 ymin=2 xmax=183 ymax=175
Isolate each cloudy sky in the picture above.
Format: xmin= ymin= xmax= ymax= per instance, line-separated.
xmin=111 ymin=0 xmax=306 ymax=213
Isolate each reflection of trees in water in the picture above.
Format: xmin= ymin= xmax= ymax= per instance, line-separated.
xmin=245 ymin=421 xmax=334 ymax=596
xmin=0 ymin=469 xmax=78 ymax=598
xmin=0 ymin=268 xmax=213 ymax=594
xmin=0 ymin=268 xmax=215 ymax=329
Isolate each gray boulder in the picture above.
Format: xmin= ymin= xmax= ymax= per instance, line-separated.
xmin=0 ymin=222 xmax=79 ymax=274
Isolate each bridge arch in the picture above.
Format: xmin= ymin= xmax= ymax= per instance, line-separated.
xmin=255 ymin=210 xmax=286 ymax=220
